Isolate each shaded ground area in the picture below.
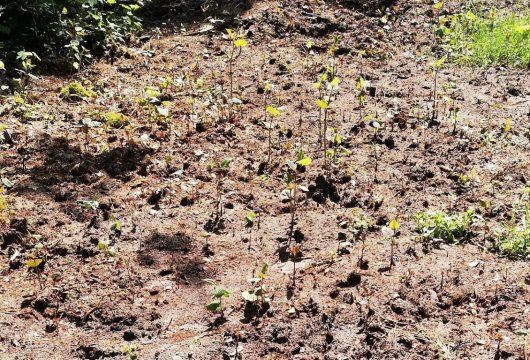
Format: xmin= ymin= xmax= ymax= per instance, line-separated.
xmin=1 ymin=0 xmax=530 ymax=359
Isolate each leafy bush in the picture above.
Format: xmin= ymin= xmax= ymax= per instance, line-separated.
xmin=0 ymin=0 xmax=144 ymax=74
xmin=414 ymin=209 xmax=481 ymax=244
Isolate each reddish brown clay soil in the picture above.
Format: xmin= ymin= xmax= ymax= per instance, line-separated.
xmin=1 ymin=0 xmax=530 ymax=359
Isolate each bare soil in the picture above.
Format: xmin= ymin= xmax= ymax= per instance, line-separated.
xmin=1 ymin=0 xmax=530 ymax=359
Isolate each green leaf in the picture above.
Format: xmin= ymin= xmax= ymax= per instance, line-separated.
xmin=98 ymin=241 xmax=108 ymax=250
xmin=206 ymin=299 xmax=221 ymax=312
xmin=213 ymin=285 xmax=230 ymax=298
xmin=297 ymin=157 xmax=312 ymax=167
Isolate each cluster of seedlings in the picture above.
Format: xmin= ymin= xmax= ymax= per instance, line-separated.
xmin=1 ymin=1 xmax=530 ymax=358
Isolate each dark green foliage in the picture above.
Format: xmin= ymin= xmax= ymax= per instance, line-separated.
xmin=0 ymin=0 xmax=143 ymax=74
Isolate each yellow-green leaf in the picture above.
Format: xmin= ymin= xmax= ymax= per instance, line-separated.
xmin=297 ymin=157 xmax=312 ymax=167
xmin=503 ymin=118 xmax=512 ymax=133
xmin=330 ymin=77 xmax=340 ymax=87
xmin=389 ymin=219 xmax=400 ymax=231
xmin=0 ymin=60 xmax=4 ymax=70
xmin=234 ymin=38 xmax=248 ymax=48
xmin=266 ymin=106 xmax=280 ymax=117
xmin=226 ymin=28 xmax=234 ymax=39
xmin=435 ymin=56 xmax=446 ymax=69
xmin=26 ymin=258 xmax=42 ymax=268
xmin=316 ymin=99 xmax=328 ymax=109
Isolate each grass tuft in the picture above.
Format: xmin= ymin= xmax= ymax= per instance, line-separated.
xmin=444 ymin=10 xmax=530 ymax=68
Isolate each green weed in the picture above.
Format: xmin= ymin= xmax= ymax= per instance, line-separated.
xmin=442 ymin=10 xmax=530 ymax=67
xmin=414 ymin=209 xmax=481 ymax=244
xmin=494 ymin=206 xmax=530 ymax=257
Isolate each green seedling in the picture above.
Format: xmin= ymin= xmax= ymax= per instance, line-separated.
xmin=207 ymin=158 xmax=232 ymax=220
xmin=138 ymin=86 xmax=171 ymax=128
xmin=8 ymin=93 xmax=37 ymax=121
xmin=201 ymin=231 xmax=213 ymax=256
xmin=290 ymin=244 xmax=300 ymax=287
xmin=122 ymin=345 xmax=138 ymax=360
xmin=349 ymin=210 xmax=372 ymax=267
xmin=430 ymin=56 xmax=446 ymax=123
xmin=26 ymin=241 xmax=46 ymax=288
xmin=368 ymin=114 xmax=383 ymax=176
xmin=303 ymin=40 xmax=313 ymax=73
xmin=202 ymin=279 xmax=231 ymax=315
xmin=355 ymin=76 xmax=368 ymax=121
xmin=97 ymin=240 xmax=116 ymax=257
xmin=414 ymin=209 xmax=481 ymax=244
xmin=244 ymin=211 xmax=255 ymax=251
xmin=225 ymin=28 xmax=248 ymax=121
xmin=265 ymin=105 xmax=281 ymax=164
xmin=325 ymin=127 xmax=349 ymax=166
xmin=281 ymin=148 xmax=312 ymax=243
xmin=110 ymin=217 xmax=122 ymax=238
xmin=442 ymin=80 xmax=460 ymax=134
xmin=242 ymin=263 xmax=271 ymax=310
xmin=457 ymin=169 xmax=477 ymax=188
xmin=13 ymin=50 xmax=40 ymax=91
xmin=314 ymin=67 xmax=340 ymax=166
xmin=387 ymin=219 xmax=400 ymax=269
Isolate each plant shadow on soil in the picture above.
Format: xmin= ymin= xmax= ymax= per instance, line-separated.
xmin=138 ymin=232 xmax=211 ymax=286
xmin=23 ymin=133 xmax=154 ymax=188
xmin=139 ymin=0 xmax=254 ymax=28
xmin=13 ymin=133 xmax=212 ymax=284
xmin=139 ymin=0 xmax=396 ymax=30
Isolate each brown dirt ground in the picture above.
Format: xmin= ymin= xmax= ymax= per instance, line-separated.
xmin=1 ymin=0 xmax=530 ymax=359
